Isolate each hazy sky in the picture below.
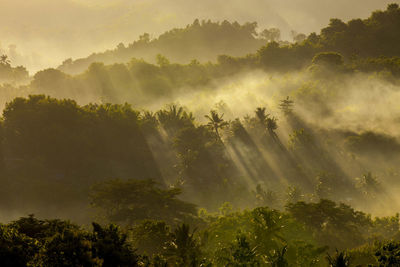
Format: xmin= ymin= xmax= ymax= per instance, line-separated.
xmin=0 ymin=0 xmax=397 ymax=72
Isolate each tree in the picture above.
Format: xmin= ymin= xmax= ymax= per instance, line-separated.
xmin=375 ymin=241 xmax=400 ymax=266
xmin=255 ymin=107 xmax=279 ymax=140
xmin=321 ymin=19 xmax=347 ymax=43
xmin=286 ymin=200 xmax=370 ymax=249
xmin=11 ymin=215 xmax=80 ymax=241
xmin=251 ymin=207 xmax=285 ymax=256
xmin=139 ymin=33 xmax=151 ymax=43
xmin=0 ymin=55 xmax=10 ymax=66
xmin=165 ymin=224 xmax=202 ymax=266
xmin=260 ymin=28 xmax=281 ymax=42
xmin=31 ymin=68 xmax=71 ymax=94
xmin=271 ymin=246 xmax=289 ymax=267
xmin=266 ymin=116 xmax=278 ymax=137
xmin=36 ymin=228 xmax=102 ymax=267
xmin=140 ymin=111 xmax=159 ymax=135
xmin=131 ymin=220 xmax=171 ymax=256
xmin=254 ymin=184 xmax=278 ymax=208
xmin=326 ymin=250 xmax=350 ymax=267
xmin=90 ymin=179 xmax=197 ymax=225
xmin=0 ymin=224 xmax=39 ymax=267
xmin=344 ymin=131 xmax=400 ymax=156
xmin=86 ymin=63 xmax=116 ymax=103
xmin=156 ymin=104 xmax=194 ymax=136
xmin=255 ymin=107 xmax=268 ymax=127
xmin=387 ymin=3 xmax=399 ymax=11
xmin=156 ymin=54 xmax=170 ymax=67
xmin=4 ymin=215 xmax=142 ymax=267
xmin=279 ymin=96 xmax=294 ymax=116
xmin=312 ymin=52 xmax=344 ymax=66
xmin=257 ymin=41 xmax=294 ymax=70
xmin=205 ymin=110 xmax=228 ymax=140
xmin=216 ymin=234 xmax=260 ymax=266
xmin=291 ymin=32 xmax=307 ymax=43
xmin=91 ymin=223 xmax=139 ymax=267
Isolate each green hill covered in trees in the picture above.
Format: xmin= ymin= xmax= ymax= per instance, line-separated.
xmin=58 ymin=20 xmax=267 ymax=75
xmin=57 ymin=4 xmax=400 ymax=75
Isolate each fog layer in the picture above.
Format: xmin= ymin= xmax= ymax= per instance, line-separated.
xmin=0 ymin=0 xmax=396 ymax=72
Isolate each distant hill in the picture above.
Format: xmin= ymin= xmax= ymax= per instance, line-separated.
xmin=58 ymin=4 xmax=400 ymax=75
xmin=58 ymin=20 xmax=268 ymax=74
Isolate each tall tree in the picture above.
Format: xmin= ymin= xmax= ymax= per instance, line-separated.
xmin=205 ymin=110 xmax=228 ymax=140
xmin=0 ymin=55 xmax=10 ymax=66
xmin=255 ymin=107 xmax=279 ymax=140
xmin=165 ymin=224 xmax=201 ymax=266
xmin=157 ymin=104 xmax=194 ymax=136
xmin=255 ymin=107 xmax=268 ymax=127
xmin=279 ymin=96 xmax=294 ymax=116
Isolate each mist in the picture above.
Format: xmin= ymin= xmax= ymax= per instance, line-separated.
xmin=158 ymin=70 xmax=400 ymax=136
xmin=0 ymin=0 xmax=396 ymax=72
xmin=2 ymin=2 xmax=400 ymax=266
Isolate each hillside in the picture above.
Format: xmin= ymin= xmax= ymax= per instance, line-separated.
xmin=57 ymin=4 xmax=400 ymax=75
xmin=58 ymin=20 xmax=267 ymax=74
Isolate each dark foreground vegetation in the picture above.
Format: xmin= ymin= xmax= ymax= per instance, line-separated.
xmin=2 ymin=201 xmax=400 ymax=266
xmin=1 ymin=3 xmax=400 ymax=267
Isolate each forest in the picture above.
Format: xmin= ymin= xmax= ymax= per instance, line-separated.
xmin=1 ymin=3 xmax=400 ymax=267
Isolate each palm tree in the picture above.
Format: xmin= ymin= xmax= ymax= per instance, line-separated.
xmin=0 ymin=55 xmax=10 ymax=66
xmin=141 ymin=111 xmax=159 ymax=132
xmin=156 ymin=104 xmax=194 ymax=135
xmin=279 ymin=96 xmax=294 ymax=116
xmin=231 ymin=234 xmax=260 ymax=266
xmin=255 ymin=107 xmax=268 ymax=126
xmin=266 ymin=116 xmax=278 ymax=137
xmin=255 ymin=107 xmax=278 ymax=139
xmin=205 ymin=110 xmax=228 ymax=140
xmin=166 ymin=224 xmax=201 ymax=266
xmin=271 ymin=246 xmax=288 ymax=267
xmin=326 ymin=250 xmax=350 ymax=267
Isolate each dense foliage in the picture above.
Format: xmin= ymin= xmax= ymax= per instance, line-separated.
xmin=1 ymin=3 xmax=400 ymax=266
xmin=1 ymin=203 xmax=400 ymax=266
xmin=0 ymin=93 xmax=398 ymax=225
xmin=0 ymin=55 xmax=29 ymax=84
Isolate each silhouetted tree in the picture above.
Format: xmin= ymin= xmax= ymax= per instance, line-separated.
xmin=326 ymin=250 xmax=350 ymax=267
xmin=205 ymin=110 xmax=228 ymax=140
xmin=279 ymin=96 xmax=294 ymax=116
